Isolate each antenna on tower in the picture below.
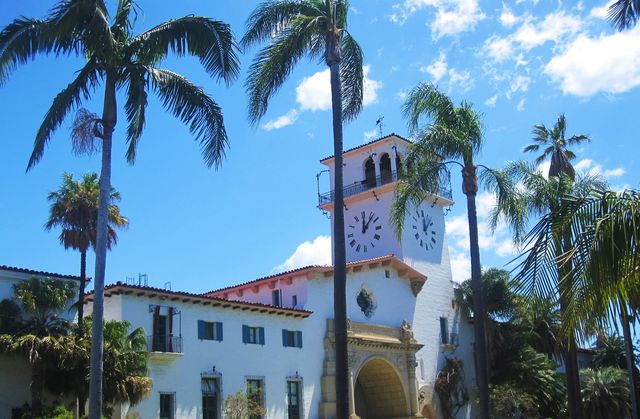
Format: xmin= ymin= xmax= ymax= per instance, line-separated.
xmin=375 ymin=116 xmax=384 ymax=137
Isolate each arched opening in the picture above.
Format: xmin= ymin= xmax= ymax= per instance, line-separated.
xmin=354 ymin=358 xmax=409 ymax=419
xmin=364 ymin=157 xmax=376 ymax=188
xmin=395 ymin=152 xmax=403 ymax=177
xmin=380 ymin=153 xmax=392 ymax=184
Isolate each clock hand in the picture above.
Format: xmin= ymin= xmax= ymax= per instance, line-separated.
xmin=364 ymin=212 xmax=374 ymax=232
xmin=422 ymin=215 xmax=427 ymax=233
xmin=361 ymin=211 xmax=366 ymax=234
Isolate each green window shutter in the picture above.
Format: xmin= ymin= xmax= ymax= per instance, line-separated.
xmin=198 ymin=320 xmax=204 ymax=340
xmin=216 ymin=322 xmax=223 ymax=341
xmin=259 ymin=327 xmax=265 ymax=345
xmin=296 ymin=331 xmax=303 ymax=348
xmin=242 ymin=325 xmax=249 ymax=343
xmin=282 ymin=329 xmax=288 ymax=347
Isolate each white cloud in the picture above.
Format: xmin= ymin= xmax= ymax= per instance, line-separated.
xmin=513 ymin=11 xmax=582 ymax=50
xmin=545 ymin=26 xmax=640 ymax=96
xmin=516 ymin=98 xmax=526 ymax=111
xmin=295 ymin=65 xmax=382 ymax=111
xmin=485 ymin=94 xmax=498 ymax=107
xmin=484 ymin=36 xmax=514 ymax=62
xmin=448 ymin=69 xmax=473 ymax=91
xmin=450 ymin=251 xmax=471 ymax=283
xmin=590 ymin=1 xmax=615 ymax=19
xmin=273 ymin=235 xmax=332 ymax=273
xmin=397 ymin=88 xmax=409 ymax=101
xmin=363 ymin=65 xmax=383 ymax=106
xmin=500 ymin=6 xmax=519 ymax=27
xmin=389 ymin=0 xmax=485 ymax=38
xmin=508 ymin=75 xmax=531 ymax=97
xmin=421 ymin=53 xmax=448 ymax=82
xmin=575 ymin=158 xmax=626 ymax=179
xmin=364 ymin=129 xmax=378 ymax=141
xmin=262 ymin=109 xmax=299 ymax=131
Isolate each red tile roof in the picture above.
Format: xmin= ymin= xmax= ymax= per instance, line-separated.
xmin=204 ymin=254 xmax=427 ymax=297
xmin=85 ymin=282 xmax=312 ymax=318
xmin=320 ymin=133 xmax=412 ymax=162
xmin=0 ymin=264 xmax=82 ymax=281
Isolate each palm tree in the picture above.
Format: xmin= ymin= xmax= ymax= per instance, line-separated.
xmin=390 ymin=83 xmax=491 ymax=418
xmin=0 ymin=277 xmax=76 ymax=412
xmin=484 ymin=149 xmax=606 ymax=419
xmin=0 ymin=2 xmax=239 ymax=417
xmin=581 ymin=367 xmax=631 ymax=419
xmin=241 ymin=2 xmax=363 ymax=416
xmin=523 ymin=114 xmax=590 ymax=181
xmin=608 ymin=0 xmax=640 ymax=30
xmin=45 ymin=172 xmax=127 ymax=336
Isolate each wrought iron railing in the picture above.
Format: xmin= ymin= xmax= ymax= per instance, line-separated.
xmin=318 ymin=170 xmax=452 ymax=206
xmin=147 ymin=334 xmax=183 ymax=353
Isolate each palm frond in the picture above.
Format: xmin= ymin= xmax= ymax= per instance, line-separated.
xmin=47 ymin=0 xmax=113 ymax=55
xmin=112 ymin=0 xmax=135 ymax=40
xmin=147 ymin=68 xmax=228 ymax=168
xmin=402 ymin=82 xmax=455 ymax=133
xmin=245 ymin=15 xmax=319 ymax=124
xmin=123 ymin=65 xmax=148 ymax=163
xmin=608 ymin=0 xmax=640 ymax=31
xmin=241 ymin=0 xmax=324 ymax=48
xmin=0 ymin=18 xmax=55 ymax=85
xmin=340 ymin=31 xmax=363 ymax=122
xmin=70 ymin=108 xmax=101 ymax=156
xmin=27 ymin=58 xmax=99 ymax=170
xmin=132 ymin=17 xmax=240 ymax=85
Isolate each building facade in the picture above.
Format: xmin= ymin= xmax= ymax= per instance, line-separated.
xmin=1 ymin=134 xmax=477 ymax=419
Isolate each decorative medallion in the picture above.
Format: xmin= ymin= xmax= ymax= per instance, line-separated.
xmin=356 ymin=286 xmax=377 ymax=318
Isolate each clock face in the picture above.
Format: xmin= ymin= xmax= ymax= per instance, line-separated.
xmin=347 ymin=210 xmax=382 ymax=253
xmin=412 ymin=209 xmax=438 ymax=251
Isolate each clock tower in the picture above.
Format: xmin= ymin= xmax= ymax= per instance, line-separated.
xmin=318 ymin=133 xmax=453 ymax=273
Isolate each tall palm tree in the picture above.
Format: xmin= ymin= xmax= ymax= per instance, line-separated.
xmin=485 ymin=124 xmax=604 ymax=419
xmin=0 ymin=2 xmax=239 ymax=417
xmin=581 ymin=367 xmax=631 ymax=419
xmin=390 ymin=83 xmax=491 ymax=418
xmin=608 ymin=0 xmax=640 ymax=30
xmin=45 ymin=172 xmax=127 ymax=336
xmin=523 ymin=114 xmax=590 ymax=181
xmin=242 ymin=2 xmax=363 ymax=416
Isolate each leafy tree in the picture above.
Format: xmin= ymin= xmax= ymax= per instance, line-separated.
xmin=0 ymin=277 xmax=76 ymax=412
xmin=242 ymin=1 xmax=363 ymax=415
xmin=485 ymin=120 xmax=605 ymax=419
xmin=222 ymin=390 xmax=266 ymax=419
xmin=0 ymin=298 xmax=22 ymax=334
xmin=45 ymin=172 xmax=127 ymax=336
xmin=593 ymin=334 xmax=637 ymax=371
xmin=490 ymin=384 xmax=541 ymax=419
xmin=391 ymin=83 xmax=491 ymax=418
xmin=523 ymin=114 xmax=590 ymax=181
xmin=581 ymin=367 xmax=631 ymax=419
xmin=0 ymin=2 xmax=240 ymax=417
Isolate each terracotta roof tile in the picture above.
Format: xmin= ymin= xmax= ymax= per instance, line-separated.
xmin=0 ymin=264 xmax=82 ymax=281
xmin=320 ymin=133 xmax=412 ymax=162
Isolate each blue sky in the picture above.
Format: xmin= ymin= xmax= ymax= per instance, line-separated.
xmin=0 ymin=0 xmax=638 ymax=292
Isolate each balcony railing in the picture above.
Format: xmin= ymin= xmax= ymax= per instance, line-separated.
xmin=318 ymin=170 xmax=452 ymax=206
xmin=147 ymin=334 xmax=183 ymax=353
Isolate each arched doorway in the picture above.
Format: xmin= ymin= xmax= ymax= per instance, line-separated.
xmin=364 ymin=157 xmax=376 ymax=188
xmin=354 ymin=358 xmax=409 ymax=419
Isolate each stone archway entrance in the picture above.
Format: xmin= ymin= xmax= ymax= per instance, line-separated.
xmin=354 ymin=358 xmax=408 ymax=419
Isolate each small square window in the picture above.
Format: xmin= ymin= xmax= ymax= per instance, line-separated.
xmin=282 ymin=329 xmax=303 ymax=348
xmin=385 ymin=270 xmax=391 ymax=278
xmin=243 ymin=325 xmax=265 ymax=345
xmin=292 ymin=295 xmax=298 ymax=307
xmin=198 ymin=320 xmax=223 ymax=341
xmin=272 ymin=289 xmax=282 ymax=307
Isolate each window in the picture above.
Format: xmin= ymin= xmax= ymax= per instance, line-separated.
xmin=292 ymin=295 xmax=298 ymax=307
xmin=282 ymin=329 xmax=303 ymax=348
xmin=272 ymin=289 xmax=282 ymax=307
xmin=246 ymin=378 xmax=265 ymax=419
xmin=287 ymin=380 xmax=302 ymax=419
xmin=243 ymin=325 xmax=265 ymax=345
xmin=202 ymin=377 xmax=221 ymax=419
xmin=159 ymin=393 xmax=175 ymax=419
xmin=384 ymin=269 xmax=391 ymax=278
xmin=439 ymin=317 xmax=449 ymax=344
xmin=198 ymin=320 xmax=223 ymax=341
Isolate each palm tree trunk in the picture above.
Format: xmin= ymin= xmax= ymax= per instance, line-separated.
xmin=88 ymin=70 xmax=117 ymax=419
xmin=31 ymin=360 xmax=44 ymax=414
xmin=78 ymin=249 xmax=87 ymax=417
xmin=621 ymin=303 xmax=639 ymax=419
xmin=78 ymin=249 xmax=86 ymax=335
xmin=558 ymin=232 xmax=583 ymax=419
xmin=326 ymin=24 xmax=349 ymax=419
xmin=462 ymin=163 xmax=490 ymax=419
